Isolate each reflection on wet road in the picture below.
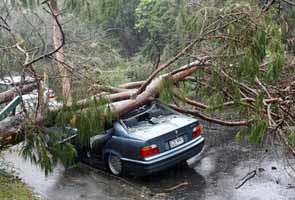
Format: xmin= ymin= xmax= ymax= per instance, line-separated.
xmin=3 ymin=122 xmax=295 ymax=200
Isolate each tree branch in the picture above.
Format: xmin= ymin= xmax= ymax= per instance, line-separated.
xmin=169 ymin=104 xmax=252 ymax=126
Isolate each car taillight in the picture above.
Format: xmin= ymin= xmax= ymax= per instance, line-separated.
xmin=48 ymin=89 xmax=55 ymax=99
xmin=192 ymin=125 xmax=202 ymax=138
xmin=140 ymin=144 xmax=159 ymax=158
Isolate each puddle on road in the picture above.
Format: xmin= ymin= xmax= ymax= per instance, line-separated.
xmin=3 ymin=146 xmax=147 ymax=200
xmin=190 ymin=146 xmax=295 ymax=200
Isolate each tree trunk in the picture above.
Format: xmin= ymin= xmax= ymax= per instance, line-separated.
xmin=111 ymin=64 xmax=205 ymax=116
xmin=0 ymin=115 xmax=22 ymax=147
xmin=50 ymin=0 xmax=72 ymax=106
xmin=0 ymin=61 xmax=207 ymax=145
xmin=62 ymin=60 xmax=208 ymax=113
xmin=0 ymin=83 xmax=36 ymax=105
xmin=119 ymin=81 xmax=145 ymax=89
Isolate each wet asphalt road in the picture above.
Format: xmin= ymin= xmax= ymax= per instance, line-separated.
xmin=3 ymin=121 xmax=295 ymax=200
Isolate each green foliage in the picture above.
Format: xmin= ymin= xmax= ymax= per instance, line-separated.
xmin=21 ymin=126 xmax=62 ymax=176
xmin=235 ymin=118 xmax=268 ymax=145
xmin=135 ymin=0 xmax=175 ymax=35
xmin=197 ymin=67 xmax=226 ymax=113
xmin=0 ymin=176 xmax=40 ymax=200
xmin=158 ymin=77 xmax=175 ymax=104
xmin=237 ymin=28 xmax=267 ymax=83
xmin=65 ymin=0 xmax=127 ymax=20
xmin=223 ymin=10 xmax=285 ymax=83
xmin=249 ymin=119 xmax=268 ymax=144
xmin=49 ymin=142 xmax=77 ymax=167
xmin=125 ymin=55 xmax=154 ymax=81
xmin=23 ymin=96 xmax=117 ymax=175
xmin=97 ymin=63 xmax=130 ymax=87
xmin=287 ymin=128 xmax=295 ymax=148
xmin=288 ymin=7 xmax=295 ymax=29
xmin=264 ymin=23 xmax=285 ymax=82
xmin=15 ymin=0 xmax=40 ymax=8
xmin=178 ymin=80 xmax=196 ymax=100
xmin=135 ymin=0 xmax=186 ymax=59
xmin=235 ymin=130 xmax=244 ymax=143
xmin=46 ymin=97 xmax=116 ymax=147
xmin=66 ymin=0 xmax=142 ymax=56
xmin=234 ymin=93 xmax=270 ymax=145
xmin=3 ymin=0 xmax=292 ymax=174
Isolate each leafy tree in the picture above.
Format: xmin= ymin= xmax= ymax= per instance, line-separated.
xmin=63 ymin=0 xmax=143 ymax=57
xmin=1 ymin=0 xmax=294 ymax=175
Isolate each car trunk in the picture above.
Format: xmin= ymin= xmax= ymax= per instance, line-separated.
xmin=123 ymin=108 xmax=199 ymax=154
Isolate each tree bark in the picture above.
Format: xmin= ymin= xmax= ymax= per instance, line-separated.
xmin=74 ymin=89 xmax=137 ymax=110
xmin=0 ymin=115 xmax=22 ymax=147
xmin=60 ymin=60 xmax=208 ymax=114
xmin=0 ymin=83 xmax=37 ymax=105
xmin=50 ymin=0 xmax=72 ymax=106
xmin=0 ymin=62 xmax=207 ymax=144
xmin=111 ymin=63 xmax=206 ymax=116
xmin=119 ymin=81 xmax=145 ymax=89
xmin=169 ymin=104 xmax=252 ymax=126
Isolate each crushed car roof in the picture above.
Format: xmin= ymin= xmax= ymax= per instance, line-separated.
xmin=121 ymin=102 xmax=197 ymax=140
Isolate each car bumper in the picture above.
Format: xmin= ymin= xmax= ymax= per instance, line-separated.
xmin=122 ymin=136 xmax=205 ymax=176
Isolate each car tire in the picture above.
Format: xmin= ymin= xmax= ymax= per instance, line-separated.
xmin=177 ymin=160 xmax=188 ymax=167
xmin=107 ymin=153 xmax=123 ymax=176
xmin=76 ymin=148 xmax=87 ymax=162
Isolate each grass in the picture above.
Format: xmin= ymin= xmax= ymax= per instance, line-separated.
xmin=0 ymin=175 xmax=40 ymax=200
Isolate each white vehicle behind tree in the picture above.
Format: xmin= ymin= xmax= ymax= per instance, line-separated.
xmin=0 ymin=75 xmax=61 ymax=115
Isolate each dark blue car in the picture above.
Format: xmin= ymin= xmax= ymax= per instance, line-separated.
xmin=60 ymin=101 xmax=204 ymax=176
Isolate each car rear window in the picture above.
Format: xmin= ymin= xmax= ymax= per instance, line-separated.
xmin=121 ymin=103 xmax=173 ymax=129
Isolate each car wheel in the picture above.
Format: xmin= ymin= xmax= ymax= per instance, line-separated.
xmin=107 ymin=154 xmax=123 ymax=176
xmin=76 ymin=148 xmax=87 ymax=162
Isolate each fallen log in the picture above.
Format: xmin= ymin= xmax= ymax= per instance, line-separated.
xmin=0 ymin=83 xmax=37 ymax=105
xmin=111 ymin=60 xmax=210 ymax=116
xmin=0 ymin=115 xmax=22 ymax=147
xmin=74 ymin=89 xmax=137 ymax=110
xmin=0 ymin=61 xmax=209 ymax=146
xmin=55 ymin=60 xmax=209 ymax=112
xmin=119 ymin=81 xmax=145 ymax=89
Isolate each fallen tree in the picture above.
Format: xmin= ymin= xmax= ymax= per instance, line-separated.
xmin=1 ymin=3 xmax=294 ymax=154
xmin=71 ymin=59 xmax=211 ymax=112
xmin=0 ymin=60 xmax=209 ymax=137
xmin=0 ymin=83 xmax=36 ymax=105
xmin=0 ymin=0 xmax=294 ymax=175
xmin=0 ymin=115 xmax=22 ymax=147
